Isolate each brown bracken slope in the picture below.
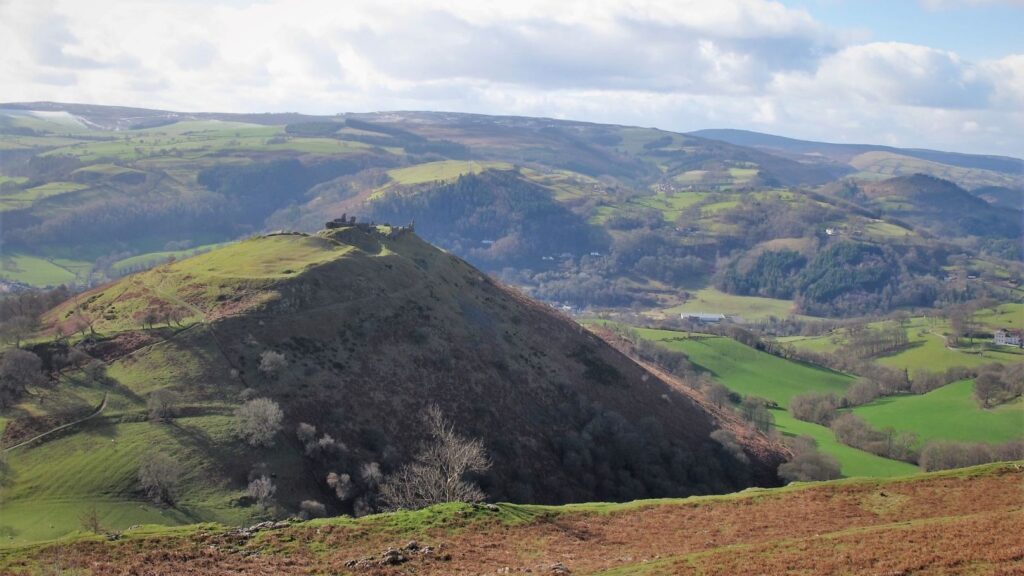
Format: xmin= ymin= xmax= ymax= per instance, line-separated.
xmin=1 ymin=463 xmax=1020 ymax=576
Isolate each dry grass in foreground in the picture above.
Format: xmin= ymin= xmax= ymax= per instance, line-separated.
xmin=1 ymin=463 xmax=1021 ymax=575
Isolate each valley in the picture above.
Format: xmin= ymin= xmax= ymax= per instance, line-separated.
xmin=0 ymin=103 xmax=1020 ymax=567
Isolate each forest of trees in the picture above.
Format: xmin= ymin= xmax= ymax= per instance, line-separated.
xmin=368 ymin=170 xmax=609 ymax=268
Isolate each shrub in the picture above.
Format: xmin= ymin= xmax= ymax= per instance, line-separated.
xmin=299 ymin=499 xmax=326 ymax=519
xmin=789 ymin=393 xmax=838 ymax=426
xmin=778 ymin=436 xmax=841 ymax=482
xmin=740 ymin=396 xmax=775 ymax=433
xmin=844 ymin=379 xmax=880 ymax=407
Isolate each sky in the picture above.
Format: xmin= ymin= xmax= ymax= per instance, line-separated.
xmin=1 ymin=0 xmax=1022 ymax=156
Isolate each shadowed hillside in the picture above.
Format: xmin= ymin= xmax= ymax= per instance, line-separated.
xmin=0 ymin=226 xmax=784 ymax=542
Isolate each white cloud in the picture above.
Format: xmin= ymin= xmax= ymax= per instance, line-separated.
xmin=0 ymin=0 xmax=1020 ymax=156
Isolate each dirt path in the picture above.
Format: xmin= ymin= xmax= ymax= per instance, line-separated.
xmin=1 ymin=392 xmax=107 ymax=453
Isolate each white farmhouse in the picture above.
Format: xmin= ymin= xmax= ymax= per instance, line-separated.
xmin=993 ymin=329 xmax=1023 ymax=347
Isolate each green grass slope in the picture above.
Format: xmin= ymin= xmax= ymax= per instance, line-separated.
xmin=629 ymin=327 xmax=918 ymax=477
xmin=852 ymin=380 xmax=1024 ymax=444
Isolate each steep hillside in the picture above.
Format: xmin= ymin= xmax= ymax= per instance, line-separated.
xmin=856 ymin=174 xmax=1021 ymax=239
xmin=0 ymin=226 xmax=783 ymax=543
xmin=1 ymin=463 xmax=1019 ymax=575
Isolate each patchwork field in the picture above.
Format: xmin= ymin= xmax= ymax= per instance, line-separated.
xmin=625 ymin=328 xmax=923 ymax=476
xmin=779 ymin=314 xmax=1024 ymax=372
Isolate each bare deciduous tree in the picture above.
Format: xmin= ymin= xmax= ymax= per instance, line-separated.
xmin=0 ymin=349 xmax=44 ymax=407
xmin=234 ymin=397 xmax=284 ymax=447
xmin=0 ymin=315 xmax=36 ymax=348
xmin=258 ymin=350 xmax=287 ymax=378
xmin=139 ymin=451 xmax=183 ymax=505
xmin=147 ymin=389 xmax=181 ymax=422
xmin=247 ymin=475 xmax=276 ymax=507
xmin=379 ymin=405 xmax=490 ymax=510
xmin=778 ymin=436 xmax=841 ymax=482
xmin=704 ymin=382 xmax=730 ymax=409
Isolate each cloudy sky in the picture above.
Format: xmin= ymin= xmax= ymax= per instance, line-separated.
xmin=1 ymin=0 xmax=1022 ymax=156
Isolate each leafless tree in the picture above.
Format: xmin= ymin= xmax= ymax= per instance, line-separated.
xmin=79 ymin=506 xmax=104 ymax=534
xmin=247 ymin=475 xmax=276 ymax=507
xmin=147 ymin=389 xmax=181 ymax=422
xmin=0 ymin=349 xmax=44 ymax=406
xmin=845 ymin=378 xmax=880 ymax=407
xmin=139 ymin=451 xmax=183 ymax=505
xmin=777 ymin=436 xmax=841 ymax=482
xmin=0 ymin=315 xmax=36 ymax=348
xmin=234 ymin=397 xmax=284 ymax=447
xmin=258 ymin=350 xmax=287 ymax=378
xmin=379 ymin=405 xmax=491 ymax=510
xmin=704 ymin=382 xmax=730 ymax=409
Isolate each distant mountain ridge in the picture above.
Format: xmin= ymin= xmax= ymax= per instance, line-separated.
xmin=690 ymin=128 xmax=1023 ymax=175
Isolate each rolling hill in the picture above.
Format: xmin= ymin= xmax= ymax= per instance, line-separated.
xmin=1 ymin=103 xmax=1020 ymax=326
xmin=0 ymin=224 xmax=784 ymax=543
xmin=692 ymin=128 xmax=1024 ymax=191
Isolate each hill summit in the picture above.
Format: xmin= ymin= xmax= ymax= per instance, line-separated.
xmin=8 ymin=224 xmax=782 ymax=538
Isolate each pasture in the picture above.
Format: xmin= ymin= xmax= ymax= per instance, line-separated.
xmin=627 ymin=327 xmax=923 ymax=477
xmin=852 ymin=380 xmax=1024 ymax=444
xmin=0 ymin=254 xmax=81 ymax=286
xmin=657 ymin=288 xmax=799 ymax=321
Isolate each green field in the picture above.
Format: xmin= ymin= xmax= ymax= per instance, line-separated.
xmin=657 ymin=288 xmax=799 ymax=321
xmin=633 ymin=329 xmax=852 ymax=405
xmin=772 ymin=411 xmax=918 ymax=477
xmin=0 ymin=182 xmax=90 ymax=212
xmin=0 ymin=415 xmax=258 ymax=544
xmin=110 ymin=242 xmax=234 ymax=276
xmin=852 ymin=380 xmax=1024 ymax=444
xmin=628 ymin=327 xmax=921 ymax=477
xmin=0 ymin=254 xmax=80 ymax=286
xmin=175 ymin=235 xmax=348 ymax=279
xmin=780 ymin=315 xmax=1024 ymax=372
xmin=386 ymin=160 xmax=513 ymax=186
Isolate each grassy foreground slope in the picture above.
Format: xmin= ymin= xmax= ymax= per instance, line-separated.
xmin=1 ymin=463 xmax=1020 ymax=575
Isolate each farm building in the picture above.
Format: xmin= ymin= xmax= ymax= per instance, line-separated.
xmin=993 ymin=329 xmax=1023 ymax=347
xmin=681 ymin=312 xmax=727 ymax=324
